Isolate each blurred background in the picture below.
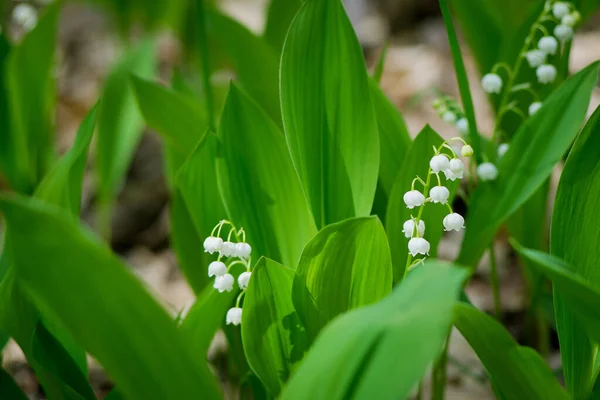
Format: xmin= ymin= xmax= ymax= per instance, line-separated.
xmin=1 ymin=0 xmax=600 ymax=398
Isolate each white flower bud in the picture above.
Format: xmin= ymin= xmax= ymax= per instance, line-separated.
xmin=226 ymin=307 xmax=243 ymax=325
xmin=552 ymin=2 xmax=570 ymax=19
xmin=12 ymin=4 xmax=38 ymax=31
xmin=443 ymin=159 xmax=464 ymax=181
xmin=238 ymin=271 xmax=252 ymax=289
xmin=442 ymin=111 xmax=457 ymax=123
xmin=561 ymin=14 xmax=577 ymax=27
xmin=403 ymin=219 xmax=425 ymax=239
xmin=214 ymin=274 xmax=235 ymax=293
xmin=208 ymin=261 xmax=227 ymax=277
xmin=430 ymin=186 xmax=450 ymax=204
xmin=235 ymin=242 xmax=252 ymax=259
xmin=497 ymin=143 xmax=509 ymax=158
xmin=554 ymin=24 xmax=573 ymax=41
xmin=443 ymin=213 xmax=465 ymax=232
xmin=477 ymin=162 xmax=499 ymax=182
xmin=529 ymin=102 xmax=542 ymax=116
xmin=536 ymin=64 xmax=557 ymax=84
xmin=430 ymin=155 xmax=450 ymax=173
xmin=481 ymin=73 xmax=503 ymax=94
xmin=538 ymin=36 xmax=558 ymax=55
xmin=456 ymin=118 xmax=468 ymax=134
xmin=461 ymin=145 xmax=474 ymax=157
xmin=408 ymin=237 xmax=430 ymax=257
xmin=203 ymin=236 xmax=223 ymax=254
xmin=403 ymin=190 xmax=425 ymax=209
xmin=220 ymin=241 xmax=236 ymax=257
xmin=525 ymin=50 xmax=546 ymax=68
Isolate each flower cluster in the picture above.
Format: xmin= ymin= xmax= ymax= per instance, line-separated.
xmin=203 ymin=220 xmax=253 ymax=326
xmin=433 ymin=97 xmax=469 ymax=135
xmin=402 ymin=138 xmax=468 ymax=270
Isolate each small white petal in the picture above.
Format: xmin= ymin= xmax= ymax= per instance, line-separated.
xmin=443 ymin=213 xmax=465 ymax=232
xmin=538 ymin=36 xmax=558 ymax=55
xmin=238 ymin=271 xmax=252 ymax=290
xmin=208 ymin=261 xmax=227 ymax=277
xmin=442 ymin=111 xmax=457 ymax=123
xmin=403 ymin=219 xmax=425 ymax=239
xmin=525 ymin=50 xmax=546 ymax=68
xmin=536 ymin=64 xmax=557 ymax=84
xmin=477 ymin=162 xmax=499 ymax=182
xmin=481 ymin=73 xmax=503 ymax=94
xmin=497 ymin=143 xmax=509 ymax=159
xmin=554 ymin=24 xmax=573 ymax=42
xmin=430 ymin=186 xmax=450 ymax=204
xmin=226 ymin=307 xmax=243 ymax=325
xmin=214 ymin=274 xmax=235 ymax=293
xmin=430 ymin=155 xmax=450 ymax=173
xmin=408 ymin=237 xmax=430 ymax=257
xmin=203 ymin=236 xmax=223 ymax=254
xmin=461 ymin=145 xmax=474 ymax=157
xmin=403 ymin=190 xmax=426 ymax=209
xmin=220 ymin=241 xmax=236 ymax=257
xmin=552 ymin=2 xmax=570 ymax=19
xmin=456 ymin=118 xmax=468 ymax=134
xmin=235 ymin=242 xmax=252 ymax=259
xmin=529 ymin=102 xmax=542 ymax=116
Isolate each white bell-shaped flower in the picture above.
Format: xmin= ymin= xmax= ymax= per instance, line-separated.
xmin=497 ymin=143 xmax=509 ymax=159
xmin=226 ymin=307 xmax=243 ymax=325
xmin=430 ymin=155 xmax=450 ymax=173
xmin=461 ymin=145 xmax=474 ymax=157
xmin=529 ymin=102 xmax=542 ymax=116
xmin=554 ymin=24 xmax=573 ymax=42
xmin=220 ymin=241 xmax=236 ymax=257
xmin=538 ymin=36 xmax=558 ymax=55
xmin=12 ymin=4 xmax=38 ymax=31
xmin=208 ymin=261 xmax=227 ymax=277
xmin=449 ymin=159 xmax=464 ymax=175
xmin=477 ymin=162 xmax=499 ymax=182
xmin=481 ymin=73 xmax=503 ymax=94
xmin=561 ymin=13 xmax=577 ymax=27
xmin=536 ymin=64 xmax=557 ymax=84
xmin=525 ymin=50 xmax=546 ymax=68
xmin=403 ymin=190 xmax=425 ymax=209
xmin=456 ymin=118 xmax=468 ymax=134
xmin=214 ymin=274 xmax=235 ymax=293
xmin=442 ymin=111 xmax=457 ymax=123
xmin=552 ymin=2 xmax=570 ymax=19
xmin=403 ymin=219 xmax=425 ymax=239
xmin=203 ymin=236 xmax=223 ymax=254
xmin=408 ymin=237 xmax=430 ymax=256
xmin=238 ymin=271 xmax=252 ymax=290
xmin=443 ymin=213 xmax=465 ymax=232
xmin=430 ymin=186 xmax=450 ymax=204
xmin=235 ymin=242 xmax=252 ymax=259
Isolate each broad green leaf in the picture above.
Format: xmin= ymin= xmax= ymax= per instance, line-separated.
xmin=280 ymin=0 xmax=380 ymax=228
xmin=4 ymin=3 xmax=60 ymax=193
xmin=281 ymin=260 xmax=469 ymax=400
xmin=242 ymin=258 xmax=308 ymax=395
xmin=457 ymin=62 xmax=599 ymax=267
xmin=0 ymin=196 xmax=221 ymax=400
xmin=292 ymin=216 xmax=392 ymax=342
xmin=263 ymin=0 xmax=302 ymax=53
xmin=550 ymin=104 xmax=600 ymax=398
xmin=205 ymin=7 xmax=280 ymax=126
xmin=96 ymin=40 xmax=156 ymax=215
xmin=131 ymin=76 xmax=206 ymax=179
xmin=216 ymin=85 xmax=316 ymax=268
xmin=454 ymin=303 xmax=568 ymax=400
xmin=386 ymin=126 xmax=459 ymax=281
xmin=0 ymin=366 xmax=27 ymax=400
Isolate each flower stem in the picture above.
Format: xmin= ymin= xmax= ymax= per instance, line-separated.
xmin=488 ymin=244 xmax=502 ymax=318
xmin=431 ymin=333 xmax=451 ymax=400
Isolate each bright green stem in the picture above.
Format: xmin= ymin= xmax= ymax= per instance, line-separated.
xmin=488 ymin=244 xmax=502 ymax=318
xmin=195 ymin=0 xmax=215 ymax=130
xmin=431 ymin=334 xmax=451 ymax=400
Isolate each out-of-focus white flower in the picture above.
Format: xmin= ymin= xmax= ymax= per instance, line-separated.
xmin=403 ymin=219 xmax=425 ymax=239
xmin=552 ymin=2 xmax=570 ymax=19
xmin=456 ymin=118 xmax=468 ymax=134
xmin=12 ymin=4 xmax=38 ymax=31
xmin=238 ymin=271 xmax=252 ymax=290
xmin=214 ymin=274 xmax=235 ymax=293
xmin=403 ymin=190 xmax=426 ymax=209
xmin=208 ymin=261 xmax=227 ymax=277
xmin=525 ymin=50 xmax=546 ymax=68
xmin=477 ymin=162 xmax=499 ymax=182
xmin=220 ymin=241 xmax=236 ymax=257
xmin=442 ymin=111 xmax=457 ymax=123
xmin=461 ymin=145 xmax=474 ymax=157
xmin=204 ymin=236 xmax=223 ymax=254
xmin=408 ymin=237 xmax=430 ymax=257
xmin=561 ymin=13 xmax=578 ymax=27
xmin=536 ymin=64 xmax=557 ymax=84
xmin=497 ymin=143 xmax=510 ymax=158
xmin=430 ymin=155 xmax=450 ymax=173
xmin=529 ymin=102 xmax=542 ymax=116
xmin=538 ymin=36 xmax=558 ymax=55
xmin=482 ymin=73 xmax=503 ymax=94
xmin=235 ymin=242 xmax=252 ymax=259
xmin=443 ymin=213 xmax=465 ymax=232
xmin=554 ymin=24 xmax=573 ymax=41
xmin=226 ymin=307 xmax=243 ymax=325
xmin=430 ymin=186 xmax=450 ymax=204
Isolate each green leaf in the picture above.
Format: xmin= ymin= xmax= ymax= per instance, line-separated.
xmin=457 ymin=62 xmax=600 ymax=267
xmin=386 ymin=126 xmax=459 ymax=281
xmin=96 ymin=40 xmax=156 ymax=211
xmin=292 ymin=216 xmax=392 ymax=342
xmin=242 ymin=258 xmax=308 ymax=395
xmin=0 ymin=196 xmax=221 ymax=400
xmin=263 ymin=0 xmax=303 ymax=53
xmin=0 ymin=34 xmax=15 ymax=191
xmin=172 ymin=134 xmax=227 ymax=292
xmin=4 ymin=3 xmax=60 ymax=193
xmin=281 ymin=260 xmax=469 ymax=400
xmin=453 ymin=303 xmax=568 ymax=400
xmin=280 ymin=0 xmax=380 ymax=228
xmin=550 ymin=104 xmax=600 ymax=398
xmin=216 ymin=85 xmax=316 ymax=268
xmin=0 ymin=366 xmax=27 ymax=400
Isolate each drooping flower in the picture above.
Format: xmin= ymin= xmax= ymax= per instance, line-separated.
xmin=226 ymin=307 xmax=243 ymax=325
xmin=208 ymin=261 xmax=227 ymax=277
xmin=403 ymin=190 xmax=426 ymax=209
xmin=403 ymin=219 xmax=425 ymax=239
xmin=443 ymin=213 xmax=465 ymax=232
xmin=561 ymin=12 xmax=579 ymax=27
xmin=536 ymin=64 xmax=557 ymax=84
xmin=481 ymin=73 xmax=503 ymax=94
xmin=497 ymin=143 xmax=510 ymax=158
xmin=235 ymin=242 xmax=252 ymax=259
xmin=238 ymin=271 xmax=252 ymax=290
xmin=525 ymin=50 xmax=546 ymax=68
xmin=477 ymin=162 xmax=499 ymax=182
xmin=12 ymin=4 xmax=38 ymax=31
xmin=554 ymin=24 xmax=573 ymax=42
xmin=442 ymin=111 xmax=457 ymax=123
xmin=456 ymin=118 xmax=469 ymax=134
xmin=461 ymin=145 xmax=474 ymax=157
xmin=529 ymin=102 xmax=542 ymax=116
xmin=430 ymin=186 xmax=450 ymax=204
xmin=449 ymin=159 xmax=464 ymax=176
xmin=203 ymin=236 xmax=223 ymax=254
xmin=408 ymin=237 xmax=430 ymax=256
xmin=552 ymin=2 xmax=570 ymax=19
xmin=220 ymin=241 xmax=237 ymax=257
xmin=430 ymin=155 xmax=450 ymax=173
xmin=214 ymin=274 xmax=235 ymax=293
xmin=538 ymin=36 xmax=558 ymax=55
